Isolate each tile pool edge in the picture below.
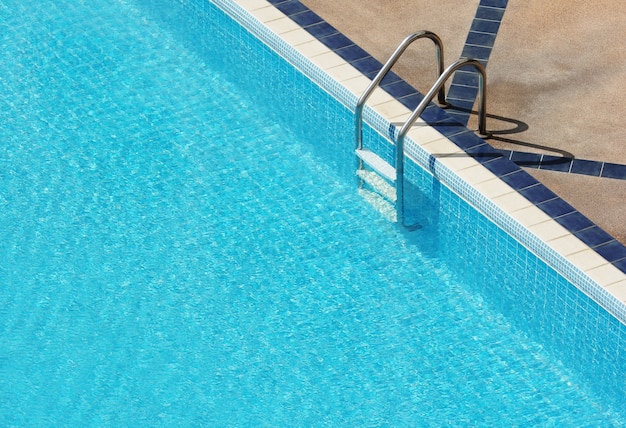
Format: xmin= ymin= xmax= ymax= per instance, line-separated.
xmin=211 ymin=0 xmax=626 ymax=325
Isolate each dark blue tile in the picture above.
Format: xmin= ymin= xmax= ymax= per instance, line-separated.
xmin=480 ymin=0 xmax=509 ymax=7
xmin=470 ymin=19 xmax=502 ymax=34
xmin=475 ymin=6 xmax=506 ymax=21
xmin=428 ymin=106 xmax=466 ymax=125
xmin=465 ymin=31 xmax=497 ymax=48
xmin=335 ymin=45 xmax=369 ymax=62
xmin=397 ymin=93 xmax=422 ymax=110
xmin=437 ymin=112 xmax=470 ymax=129
xmin=449 ymin=132 xmax=487 ymax=150
xmin=500 ymin=170 xmax=538 ymax=190
xmin=482 ymin=157 xmax=520 ymax=176
xmin=448 ymin=55 xmax=488 ymax=70
xmin=495 ymin=149 xmax=513 ymax=159
xmin=352 ymin=56 xmax=383 ymax=78
xmin=556 ymin=212 xmax=595 ymax=233
xmin=379 ymin=71 xmax=403 ymax=87
xmin=575 ymin=226 xmax=615 ymax=248
xmin=274 ymin=1 xmax=308 ymax=15
xmin=601 ymin=163 xmax=626 ymax=180
xmin=447 ymin=84 xmax=479 ymax=100
xmin=511 ymin=151 xmax=541 ymax=168
xmin=539 ymin=155 xmax=572 ymax=172
xmin=303 ymin=22 xmax=338 ymax=39
xmin=571 ymin=159 xmax=602 ymax=177
xmin=381 ymin=80 xmax=417 ymax=99
xmin=319 ymin=33 xmax=353 ymax=50
xmin=461 ymin=45 xmax=493 ymax=61
xmin=443 ymin=109 xmax=471 ymax=119
xmin=463 ymin=145 xmax=502 ymax=163
xmin=519 ymin=184 xmax=558 ymax=204
xmin=265 ymin=0 xmax=286 ymax=4
xmin=452 ymin=71 xmax=480 ymax=87
xmin=537 ymin=198 xmax=576 ymax=218
xmin=289 ymin=10 xmax=323 ymax=27
xmin=422 ymin=104 xmax=455 ymax=123
xmin=447 ymin=99 xmax=475 ymax=112
xmin=432 ymin=121 xmax=470 ymax=137
xmin=595 ymin=240 xmax=626 ymax=263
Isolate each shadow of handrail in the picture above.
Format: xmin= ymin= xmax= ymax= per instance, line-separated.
xmin=453 ymin=107 xmax=576 ymax=159
xmin=487 ymin=134 xmax=576 ymax=159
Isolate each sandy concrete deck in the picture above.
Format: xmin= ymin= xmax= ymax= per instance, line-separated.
xmin=301 ymin=0 xmax=626 ymax=244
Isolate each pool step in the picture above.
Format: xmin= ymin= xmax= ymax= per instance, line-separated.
xmin=357 ymin=188 xmax=397 ymax=222
xmin=356 ymin=149 xmax=398 ymax=222
xmin=356 ymin=169 xmax=397 ymax=203
xmin=356 ymin=149 xmax=396 ymax=182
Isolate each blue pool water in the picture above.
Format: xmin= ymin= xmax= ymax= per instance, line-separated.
xmin=0 ymin=0 xmax=625 ymax=425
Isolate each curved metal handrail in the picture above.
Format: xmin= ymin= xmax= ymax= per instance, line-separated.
xmin=355 ymin=31 xmax=445 ymax=149
xmin=395 ymin=57 xmax=487 ymax=225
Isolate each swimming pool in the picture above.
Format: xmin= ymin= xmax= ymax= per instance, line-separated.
xmin=1 ymin=0 xmax=625 ymax=425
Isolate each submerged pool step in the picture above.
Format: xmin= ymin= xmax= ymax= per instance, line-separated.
xmin=357 ymin=169 xmax=397 ymax=203
xmin=355 ymin=149 xmax=396 ymax=183
xmin=356 ymin=148 xmax=398 ymax=222
xmin=357 ymin=188 xmax=397 ymax=222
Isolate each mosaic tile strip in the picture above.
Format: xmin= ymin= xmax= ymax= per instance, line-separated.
xmin=497 ymin=149 xmax=626 ymax=180
xmin=446 ymin=0 xmax=509 ymax=125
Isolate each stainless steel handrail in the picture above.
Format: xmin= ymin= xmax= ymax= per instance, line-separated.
xmin=395 ymin=57 xmax=487 ymax=225
xmin=355 ymin=31 xmax=445 ymax=150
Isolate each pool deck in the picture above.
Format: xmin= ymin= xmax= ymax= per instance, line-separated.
xmin=300 ymin=0 xmax=626 ymax=245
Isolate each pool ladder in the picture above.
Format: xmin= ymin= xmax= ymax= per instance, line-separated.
xmin=355 ymin=31 xmax=487 ymax=227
